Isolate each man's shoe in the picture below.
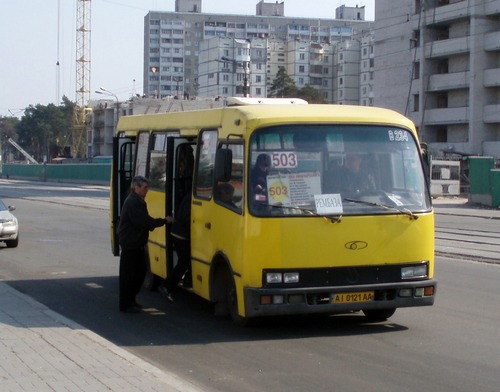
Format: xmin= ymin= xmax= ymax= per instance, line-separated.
xmin=159 ymin=285 xmax=174 ymax=303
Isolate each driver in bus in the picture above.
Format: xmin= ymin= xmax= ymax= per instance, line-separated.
xmin=326 ymin=153 xmax=376 ymax=196
xmin=340 ymin=153 xmax=375 ymax=196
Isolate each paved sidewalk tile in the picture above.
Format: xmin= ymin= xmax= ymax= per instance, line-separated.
xmin=0 ymin=282 xmax=204 ymax=392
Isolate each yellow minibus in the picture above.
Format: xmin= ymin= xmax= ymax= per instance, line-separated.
xmin=110 ymin=98 xmax=436 ymax=324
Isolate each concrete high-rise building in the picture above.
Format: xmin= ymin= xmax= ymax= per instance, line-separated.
xmin=256 ymin=0 xmax=284 ymax=16
xmin=335 ymin=4 xmax=366 ymax=20
xmin=374 ymin=0 xmax=500 ymax=158
xmin=144 ymin=1 xmax=373 ymax=101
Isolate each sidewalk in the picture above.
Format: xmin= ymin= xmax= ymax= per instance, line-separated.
xmin=432 ymin=195 xmax=500 ymax=219
xmin=0 ymin=282 xmax=204 ymax=392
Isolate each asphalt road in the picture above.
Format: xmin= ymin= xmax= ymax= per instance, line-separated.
xmin=1 ymin=179 xmax=499 ymax=392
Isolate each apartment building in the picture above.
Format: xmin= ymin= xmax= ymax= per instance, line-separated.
xmin=144 ymin=0 xmax=373 ymax=101
xmin=374 ymin=0 xmax=500 ymax=158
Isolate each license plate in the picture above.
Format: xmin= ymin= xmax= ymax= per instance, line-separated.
xmin=331 ymin=291 xmax=374 ymax=304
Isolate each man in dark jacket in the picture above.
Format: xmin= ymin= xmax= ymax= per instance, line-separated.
xmin=158 ymin=192 xmax=191 ymax=302
xmin=118 ymin=176 xmax=167 ymax=313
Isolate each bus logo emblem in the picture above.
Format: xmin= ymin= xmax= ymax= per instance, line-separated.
xmin=345 ymin=241 xmax=368 ymax=250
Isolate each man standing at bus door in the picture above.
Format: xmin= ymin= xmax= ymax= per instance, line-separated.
xmin=118 ymin=176 xmax=168 ymax=313
xmin=158 ymin=191 xmax=192 ymax=303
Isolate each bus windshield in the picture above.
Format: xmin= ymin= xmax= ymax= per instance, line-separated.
xmin=249 ymin=124 xmax=430 ymax=217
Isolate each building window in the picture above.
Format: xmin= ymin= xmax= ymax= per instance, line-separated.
xmin=413 ymin=94 xmax=419 ymax=112
xmin=413 ymin=62 xmax=420 ymax=79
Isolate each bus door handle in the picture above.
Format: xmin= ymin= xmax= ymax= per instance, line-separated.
xmin=205 ymin=222 xmax=211 ymax=229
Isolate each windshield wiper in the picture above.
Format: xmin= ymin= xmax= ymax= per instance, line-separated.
xmin=343 ymin=198 xmax=418 ymax=220
xmin=264 ymin=203 xmax=342 ymax=223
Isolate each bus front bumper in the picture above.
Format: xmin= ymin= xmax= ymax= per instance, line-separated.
xmin=243 ymin=280 xmax=436 ymax=318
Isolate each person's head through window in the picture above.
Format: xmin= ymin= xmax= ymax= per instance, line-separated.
xmin=256 ymin=153 xmax=271 ymax=174
xmin=252 ymin=153 xmax=271 ymax=195
xmin=215 ymin=182 xmax=236 ymax=206
xmin=344 ymin=153 xmax=363 ymax=174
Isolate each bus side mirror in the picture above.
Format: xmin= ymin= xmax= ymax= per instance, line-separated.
xmin=420 ymin=142 xmax=431 ymax=180
xmin=215 ymin=148 xmax=233 ymax=182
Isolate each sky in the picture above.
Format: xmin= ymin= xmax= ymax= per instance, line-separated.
xmin=0 ymin=0 xmax=374 ymax=118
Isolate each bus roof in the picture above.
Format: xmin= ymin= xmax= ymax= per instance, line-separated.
xmin=117 ymin=103 xmax=416 ymax=138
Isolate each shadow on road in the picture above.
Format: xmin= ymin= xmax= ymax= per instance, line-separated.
xmin=5 ymin=276 xmax=408 ymax=348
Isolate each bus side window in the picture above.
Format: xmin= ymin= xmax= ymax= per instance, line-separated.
xmin=213 ymin=143 xmax=244 ymax=214
xmin=194 ymin=130 xmax=218 ymax=199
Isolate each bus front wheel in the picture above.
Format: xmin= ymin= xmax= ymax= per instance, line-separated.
xmin=226 ymin=274 xmax=243 ymax=324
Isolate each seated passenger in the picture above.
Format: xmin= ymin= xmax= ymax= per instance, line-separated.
xmin=214 ymin=182 xmax=238 ymax=210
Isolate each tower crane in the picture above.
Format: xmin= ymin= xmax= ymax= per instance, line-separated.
xmin=73 ymin=0 xmax=92 ymax=158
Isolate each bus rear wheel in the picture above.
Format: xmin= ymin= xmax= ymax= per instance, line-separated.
xmin=362 ymin=308 xmax=396 ymax=321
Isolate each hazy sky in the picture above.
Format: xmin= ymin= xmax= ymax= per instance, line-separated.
xmin=0 ymin=0 xmax=374 ymax=117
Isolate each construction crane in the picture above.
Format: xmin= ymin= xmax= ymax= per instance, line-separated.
xmin=8 ymin=138 xmax=38 ymax=164
xmin=73 ymin=0 xmax=92 ymax=158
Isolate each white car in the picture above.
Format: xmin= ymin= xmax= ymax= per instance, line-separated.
xmin=0 ymin=199 xmax=19 ymax=248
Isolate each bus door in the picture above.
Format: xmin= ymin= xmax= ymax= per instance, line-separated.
xmin=165 ymin=137 xmax=195 ymax=278
xmin=111 ymin=136 xmax=135 ymax=256
xmin=191 ymin=129 xmax=245 ymax=300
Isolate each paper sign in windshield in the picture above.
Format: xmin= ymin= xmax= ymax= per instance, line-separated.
xmin=314 ymin=194 xmax=344 ymax=214
xmin=267 ymin=172 xmax=321 ymax=206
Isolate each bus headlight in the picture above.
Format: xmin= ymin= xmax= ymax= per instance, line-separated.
xmin=265 ymin=272 xmax=300 ymax=284
xmin=266 ymin=272 xmax=282 ymax=284
xmin=401 ymin=263 xmax=428 ymax=279
xmin=283 ymin=272 xmax=299 ymax=284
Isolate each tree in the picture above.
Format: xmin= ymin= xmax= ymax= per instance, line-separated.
xmin=269 ymin=67 xmax=298 ymax=98
xmin=0 ymin=116 xmax=20 ymax=162
xmin=15 ymin=97 xmax=75 ymax=162
xmin=297 ymin=84 xmax=326 ymax=104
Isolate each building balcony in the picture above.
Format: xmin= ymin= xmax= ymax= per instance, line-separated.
xmin=425 ymin=1 xmax=470 ymax=26
xmin=485 ymin=0 xmax=500 ymax=16
xmin=484 ymin=105 xmax=500 ymax=123
xmin=425 ymin=36 xmax=469 ymax=58
xmin=424 ymin=107 xmax=469 ymax=125
xmin=427 ymin=71 xmax=469 ymax=92
xmin=484 ymin=31 xmax=500 ymax=51
xmin=484 ymin=68 xmax=500 ymax=87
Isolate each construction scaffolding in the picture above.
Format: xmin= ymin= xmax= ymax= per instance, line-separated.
xmin=73 ymin=0 xmax=92 ymax=158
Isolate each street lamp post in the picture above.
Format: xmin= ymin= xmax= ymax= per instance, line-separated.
xmin=95 ymin=87 xmax=120 ymax=125
xmin=173 ymin=76 xmax=182 ymax=99
xmin=218 ymin=57 xmax=250 ymax=97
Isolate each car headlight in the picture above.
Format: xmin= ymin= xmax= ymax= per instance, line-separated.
xmin=0 ymin=219 xmax=16 ymax=226
xmin=401 ymin=263 xmax=428 ymax=279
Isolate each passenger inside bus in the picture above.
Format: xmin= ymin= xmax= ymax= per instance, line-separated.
xmin=214 ymin=182 xmax=239 ymax=210
xmin=175 ymin=144 xmax=194 ymax=209
xmin=250 ymin=153 xmax=271 ymax=202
